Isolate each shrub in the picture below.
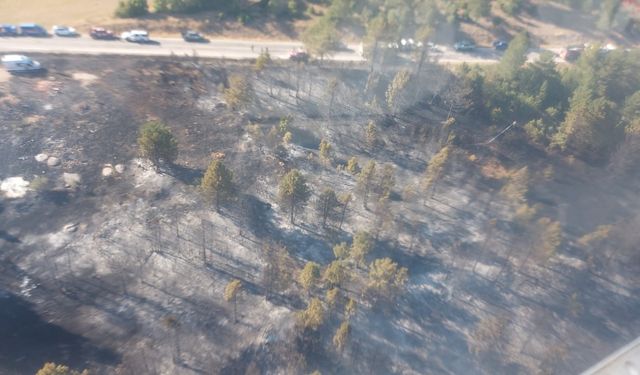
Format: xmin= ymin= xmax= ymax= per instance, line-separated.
xmin=138 ymin=121 xmax=178 ymax=165
xmin=115 ymin=0 xmax=148 ymax=18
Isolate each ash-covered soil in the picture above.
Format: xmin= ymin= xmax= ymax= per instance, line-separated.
xmin=0 ymin=55 xmax=639 ymax=374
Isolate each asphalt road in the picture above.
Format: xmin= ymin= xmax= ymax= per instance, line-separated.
xmin=0 ymin=35 xmax=565 ymax=64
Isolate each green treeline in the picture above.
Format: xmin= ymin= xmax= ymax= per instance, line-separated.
xmin=457 ymin=36 xmax=640 ymax=163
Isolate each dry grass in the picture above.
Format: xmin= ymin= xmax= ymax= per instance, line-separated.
xmin=0 ymin=0 xmax=119 ymax=26
xmin=0 ymin=0 xmax=308 ymax=38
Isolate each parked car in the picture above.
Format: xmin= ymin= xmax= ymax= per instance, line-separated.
xmin=19 ymin=23 xmax=48 ymax=37
xmin=182 ymin=30 xmax=208 ymax=43
xmin=121 ymin=30 xmax=150 ymax=43
xmin=454 ymin=40 xmax=476 ymax=52
xmin=52 ymin=25 xmax=78 ymax=37
xmin=0 ymin=24 xmax=18 ymax=36
xmin=561 ymin=45 xmax=584 ymax=61
xmin=493 ymin=40 xmax=509 ymax=51
xmin=1 ymin=54 xmax=42 ymax=73
xmin=289 ymin=49 xmax=309 ymax=63
xmin=90 ymin=27 xmax=116 ymax=40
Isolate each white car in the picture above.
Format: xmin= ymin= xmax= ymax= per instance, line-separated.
xmin=52 ymin=25 xmax=78 ymax=37
xmin=121 ymin=30 xmax=150 ymax=43
xmin=1 ymin=54 xmax=42 ymax=73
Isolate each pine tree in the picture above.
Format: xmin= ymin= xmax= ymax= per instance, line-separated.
xmin=316 ymin=188 xmax=340 ymax=227
xmin=367 ymin=257 xmax=408 ymax=300
xmin=36 ymin=363 xmax=89 ymax=375
xmin=333 ymin=242 xmax=349 ymax=260
xmin=200 ymin=159 xmax=235 ymax=211
xmin=224 ymin=279 xmax=242 ymax=323
xmin=350 ymin=231 xmax=373 ymax=267
xmin=298 ymin=298 xmax=325 ymax=329
xmin=278 ymin=169 xmax=311 ymax=224
xmin=138 ymin=121 xmax=178 ymax=166
xmin=422 ymin=146 xmax=450 ymax=199
xmin=346 ymin=157 xmax=359 ymax=174
xmin=319 ymin=138 xmax=333 ymax=164
xmin=357 ymin=161 xmax=377 ymax=208
xmin=338 ymin=192 xmax=352 ymax=229
xmin=323 ymin=260 xmax=347 ymax=287
xmin=333 ymin=320 xmax=351 ymax=352
xmin=365 ymin=121 xmax=378 ymax=150
xmin=224 ymin=75 xmax=253 ymax=110
xmin=298 ymin=261 xmax=321 ymax=293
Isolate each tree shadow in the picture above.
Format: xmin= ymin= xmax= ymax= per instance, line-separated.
xmin=169 ymin=164 xmax=203 ymax=186
xmin=0 ymin=292 xmax=120 ymax=374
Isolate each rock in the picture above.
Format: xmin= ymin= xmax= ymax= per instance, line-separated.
xmin=62 ymin=173 xmax=81 ymax=189
xmin=63 ymin=223 xmax=78 ymax=233
xmin=102 ymin=165 xmax=114 ymax=177
xmin=35 ymin=153 xmax=48 ymax=163
xmin=115 ymin=164 xmax=125 ymax=174
xmin=46 ymin=157 xmax=60 ymax=167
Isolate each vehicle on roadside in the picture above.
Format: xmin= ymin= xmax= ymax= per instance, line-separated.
xmin=417 ymin=41 xmax=441 ymax=53
xmin=1 ymin=54 xmax=42 ymax=73
xmin=493 ymin=40 xmax=509 ymax=51
xmin=289 ymin=49 xmax=309 ymax=63
xmin=18 ymin=23 xmax=48 ymax=37
xmin=182 ymin=30 xmax=208 ymax=43
xmin=90 ymin=27 xmax=117 ymax=40
xmin=561 ymin=45 xmax=584 ymax=61
xmin=0 ymin=24 xmax=18 ymax=36
xmin=454 ymin=40 xmax=476 ymax=52
xmin=121 ymin=30 xmax=150 ymax=43
xmin=52 ymin=25 xmax=78 ymax=37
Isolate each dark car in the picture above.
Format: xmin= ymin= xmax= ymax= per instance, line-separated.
xmin=454 ymin=40 xmax=476 ymax=52
xmin=289 ymin=49 xmax=309 ymax=63
xmin=182 ymin=31 xmax=208 ymax=43
xmin=562 ymin=45 xmax=584 ymax=61
xmin=0 ymin=25 xmax=18 ymax=36
xmin=493 ymin=40 xmax=509 ymax=51
xmin=19 ymin=23 xmax=48 ymax=37
xmin=90 ymin=27 xmax=116 ymax=40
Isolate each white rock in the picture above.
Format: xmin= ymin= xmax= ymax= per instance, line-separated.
xmin=0 ymin=177 xmax=30 ymax=198
xmin=63 ymin=223 xmax=78 ymax=233
xmin=62 ymin=173 xmax=81 ymax=189
xmin=115 ymin=164 xmax=125 ymax=174
xmin=102 ymin=166 xmax=114 ymax=177
xmin=47 ymin=157 xmax=60 ymax=167
xmin=35 ymin=153 xmax=48 ymax=162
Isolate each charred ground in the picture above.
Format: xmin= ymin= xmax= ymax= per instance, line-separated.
xmin=0 ymin=54 xmax=639 ymax=374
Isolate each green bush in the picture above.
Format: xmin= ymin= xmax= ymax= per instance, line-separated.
xmin=138 ymin=121 xmax=178 ymax=165
xmin=497 ymin=0 xmax=524 ymax=15
xmin=115 ymin=0 xmax=148 ymax=18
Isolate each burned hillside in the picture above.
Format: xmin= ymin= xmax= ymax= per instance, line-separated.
xmin=0 ymin=54 xmax=639 ymax=375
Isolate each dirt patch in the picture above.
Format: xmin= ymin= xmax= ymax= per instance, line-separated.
xmin=72 ymin=72 xmax=98 ymax=87
xmin=0 ymin=69 xmax=10 ymax=83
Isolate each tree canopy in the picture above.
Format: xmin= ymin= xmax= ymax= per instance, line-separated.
xmin=278 ymin=169 xmax=311 ymax=224
xmin=138 ymin=120 xmax=178 ymax=165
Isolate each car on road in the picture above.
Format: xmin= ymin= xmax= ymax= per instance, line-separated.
xmin=19 ymin=23 xmax=48 ymax=37
xmin=289 ymin=49 xmax=309 ymax=63
xmin=182 ymin=30 xmax=208 ymax=43
xmin=52 ymin=25 xmax=78 ymax=37
xmin=493 ymin=40 xmax=509 ymax=51
xmin=0 ymin=24 xmax=18 ymax=36
xmin=1 ymin=54 xmax=42 ymax=73
xmin=121 ymin=30 xmax=151 ymax=43
xmin=90 ymin=27 xmax=117 ymax=40
xmin=454 ymin=40 xmax=476 ymax=52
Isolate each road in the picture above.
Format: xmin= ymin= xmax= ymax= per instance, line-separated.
xmin=0 ymin=35 xmax=565 ymax=64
